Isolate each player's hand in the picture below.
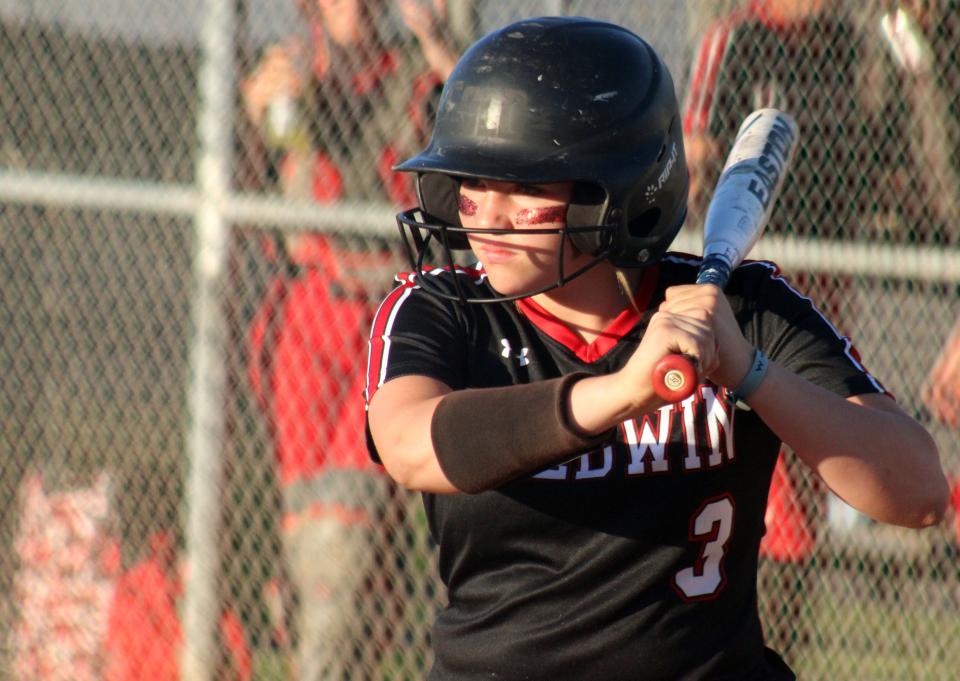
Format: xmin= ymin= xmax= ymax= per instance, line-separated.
xmin=617 ymin=284 xmax=753 ymax=411
xmin=616 ymin=285 xmax=719 ymax=411
xmin=660 ymin=284 xmax=754 ymax=390
xmin=241 ymin=43 xmax=306 ymax=127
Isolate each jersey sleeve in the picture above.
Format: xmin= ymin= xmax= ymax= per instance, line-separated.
xmin=364 ymin=276 xmax=468 ymax=464
xmin=365 ymin=276 xmax=468 ymax=403
xmin=737 ymin=262 xmax=887 ymax=399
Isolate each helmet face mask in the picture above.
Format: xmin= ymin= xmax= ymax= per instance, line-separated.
xmin=396 ymin=204 xmax=615 ymax=304
xmin=394 ymin=16 xmax=689 ymax=304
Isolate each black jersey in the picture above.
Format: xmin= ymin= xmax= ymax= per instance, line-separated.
xmin=365 ymin=254 xmax=884 ymax=681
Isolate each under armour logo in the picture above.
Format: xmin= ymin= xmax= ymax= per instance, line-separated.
xmin=501 ymin=339 xmax=530 ymax=366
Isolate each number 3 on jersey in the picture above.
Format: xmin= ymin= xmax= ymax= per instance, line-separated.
xmin=673 ymin=494 xmax=735 ymax=600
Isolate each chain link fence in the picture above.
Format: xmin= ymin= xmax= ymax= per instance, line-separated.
xmin=0 ymin=1 xmax=957 ymax=679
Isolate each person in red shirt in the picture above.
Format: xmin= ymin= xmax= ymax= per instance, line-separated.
xmin=683 ymin=0 xmax=852 ymax=657
xmin=104 ymin=531 xmax=251 ymax=681
xmin=248 ymin=232 xmax=404 ymax=680
xmin=239 ymin=2 xmax=456 ymax=677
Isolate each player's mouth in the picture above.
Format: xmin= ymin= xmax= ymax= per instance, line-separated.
xmin=473 ymin=243 xmax=521 ymax=264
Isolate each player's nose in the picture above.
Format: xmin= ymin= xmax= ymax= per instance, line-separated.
xmin=474 ymin=189 xmax=513 ymax=230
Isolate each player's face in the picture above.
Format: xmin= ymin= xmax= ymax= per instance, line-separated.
xmin=458 ymin=179 xmax=585 ymax=298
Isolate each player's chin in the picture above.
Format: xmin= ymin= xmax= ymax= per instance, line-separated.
xmin=483 ymin=267 xmax=555 ymax=298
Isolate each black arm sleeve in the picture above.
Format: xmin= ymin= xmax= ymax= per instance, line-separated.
xmin=431 ymin=374 xmax=615 ymax=494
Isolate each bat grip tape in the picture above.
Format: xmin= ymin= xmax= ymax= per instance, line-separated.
xmin=431 ymin=373 xmax=615 ymax=494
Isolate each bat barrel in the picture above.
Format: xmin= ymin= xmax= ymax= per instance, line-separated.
xmin=701 ymin=110 xmax=798 ymax=270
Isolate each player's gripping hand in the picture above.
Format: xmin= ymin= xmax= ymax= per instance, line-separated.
xmin=659 ymin=284 xmax=754 ymax=390
xmin=616 ymin=284 xmax=753 ymax=413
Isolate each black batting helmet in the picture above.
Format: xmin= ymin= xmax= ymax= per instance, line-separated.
xmin=395 ymin=16 xmax=688 ymax=302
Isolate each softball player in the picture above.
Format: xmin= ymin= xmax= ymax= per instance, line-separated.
xmin=365 ymin=17 xmax=947 ymax=680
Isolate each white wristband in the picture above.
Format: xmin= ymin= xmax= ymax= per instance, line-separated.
xmin=732 ymin=348 xmax=769 ymax=403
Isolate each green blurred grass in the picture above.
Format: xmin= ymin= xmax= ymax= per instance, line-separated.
xmin=798 ymin=579 xmax=959 ymax=681
xmin=254 ymin=584 xmax=959 ymax=681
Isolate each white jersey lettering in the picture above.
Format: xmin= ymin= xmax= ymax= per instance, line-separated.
xmin=530 ymin=385 xmax=735 ymax=482
xmin=673 ymin=495 xmax=735 ymax=600
xmin=575 ymin=446 xmax=614 ymax=479
xmin=625 ymin=405 xmax=675 ymax=475
xmin=703 ymin=387 xmax=735 ymax=466
xmin=680 ymin=393 xmax=703 ymax=471
xmin=533 ymin=463 xmax=570 ymax=480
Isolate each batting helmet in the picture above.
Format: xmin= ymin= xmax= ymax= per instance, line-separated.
xmin=394 ymin=16 xmax=688 ymax=302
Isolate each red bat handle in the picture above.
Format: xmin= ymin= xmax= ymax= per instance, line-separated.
xmin=652 ymin=354 xmax=698 ymax=402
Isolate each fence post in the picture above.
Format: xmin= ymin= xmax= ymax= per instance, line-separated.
xmin=544 ymin=0 xmax=569 ymax=15
xmin=182 ymin=0 xmax=236 ymax=679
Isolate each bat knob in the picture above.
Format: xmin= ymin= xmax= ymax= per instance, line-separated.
xmin=652 ymin=354 xmax=698 ymax=402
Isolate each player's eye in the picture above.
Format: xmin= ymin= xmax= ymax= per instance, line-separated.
xmin=517 ymin=183 xmax=546 ymax=196
xmin=459 ymin=178 xmax=486 ymax=191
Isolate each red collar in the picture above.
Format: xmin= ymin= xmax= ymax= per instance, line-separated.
xmin=516 ymin=265 xmax=659 ymax=363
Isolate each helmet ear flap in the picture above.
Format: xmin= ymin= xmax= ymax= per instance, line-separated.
xmin=607 ymin=114 xmax=688 ymax=267
xmin=417 ymin=173 xmax=470 ymax=249
xmin=567 ymin=183 xmax=610 ymax=256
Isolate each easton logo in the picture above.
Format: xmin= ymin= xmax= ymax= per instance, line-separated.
xmin=746 ymin=117 xmax=794 ymax=210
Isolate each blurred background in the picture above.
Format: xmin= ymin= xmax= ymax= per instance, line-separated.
xmin=0 ymin=0 xmax=957 ymax=679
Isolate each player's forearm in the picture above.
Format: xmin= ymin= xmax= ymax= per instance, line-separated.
xmin=372 ymin=374 xmax=617 ymax=494
xmin=748 ymin=361 xmax=948 ymax=528
xmin=567 ymin=371 xmax=659 ymax=436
